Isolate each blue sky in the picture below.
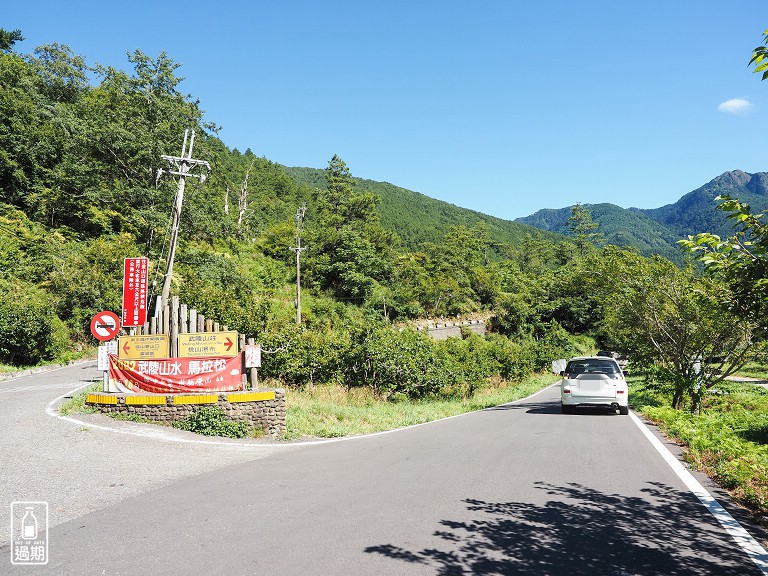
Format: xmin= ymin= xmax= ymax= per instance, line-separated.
xmin=5 ymin=1 xmax=766 ymax=220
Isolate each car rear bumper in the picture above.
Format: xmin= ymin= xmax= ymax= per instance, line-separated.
xmin=561 ymin=395 xmax=628 ymax=407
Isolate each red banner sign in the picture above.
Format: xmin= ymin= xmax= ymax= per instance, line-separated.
xmin=122 ymin=257 xmax=149 ymax=327
xmin=109 ymin=353 xmax=244 ymax=394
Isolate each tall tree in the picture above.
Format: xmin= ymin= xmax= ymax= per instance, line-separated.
xmin=0 ymin=29 xmax=23 ymax=52
xmin=566 ymin=203 xmax=603 ymax=256
xmin=590 ymin=248 xmax=764 ymax=412
xmin=306 ymin=156 xmax=398 ymax=300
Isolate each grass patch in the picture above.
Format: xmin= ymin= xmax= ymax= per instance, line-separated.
xmin=58 ymin=383 xmax=101 ymax=416
xmin=283 ymin=373 xmax=558 ymax=440
xmin=733 ymin=362 xmax=768 ymax=380
xmin=631 ymin=379 xmax=768 ymax=514
xmin=109 ymin=412 xmax=153 ymax=423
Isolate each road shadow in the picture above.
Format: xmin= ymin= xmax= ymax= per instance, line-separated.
xmin=365 ymin=481 xmax=757 ymax=575
xmin=489 ymin=403 xmax=619 ymax=416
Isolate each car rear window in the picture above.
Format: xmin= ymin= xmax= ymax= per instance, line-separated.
xmin=565 ymin=359 xmax=619 ymax=375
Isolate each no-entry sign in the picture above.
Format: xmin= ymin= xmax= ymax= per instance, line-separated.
xmin=90 ymin=311 xmax=121 ymax=342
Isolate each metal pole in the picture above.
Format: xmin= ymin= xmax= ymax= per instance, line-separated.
xmin=290 ymin=203 xmax=306 ymax=326
xmin=296 ymin=234 xmax=302 ymax=326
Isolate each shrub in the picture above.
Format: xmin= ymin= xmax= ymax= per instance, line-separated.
xmin=0 ymin=279 xmax=69 ymax=365
xmin=173 ymin=406 xmax=250 ymax=438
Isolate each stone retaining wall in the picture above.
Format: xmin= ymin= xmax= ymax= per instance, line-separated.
xmin=85 ymin=389 xmax=286 ymax=437
xmin=416 ymin=320 xmax=488 ymax=341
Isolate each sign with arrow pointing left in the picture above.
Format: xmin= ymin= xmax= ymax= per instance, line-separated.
xmin=118 ymin=334 xmax=169 ymax=360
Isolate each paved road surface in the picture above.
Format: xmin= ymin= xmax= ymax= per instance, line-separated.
xmin=1 ymin=363 xmax=765 ymax=575
xmin=0 ymin=362 xmax=297 ymax=547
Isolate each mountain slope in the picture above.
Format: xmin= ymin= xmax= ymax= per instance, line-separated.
xmin=282 ymin=166 xmax=560 ymax=253
xmin=517 ymin=170 xmax=768 ymax=261
xmin=518 ymin=203 xmax=684 ymax=262
xmin=636 ymin=170 xmax=768 ymax=239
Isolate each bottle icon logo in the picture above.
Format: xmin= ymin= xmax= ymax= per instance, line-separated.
xmin=11 ymin=501 xmax=48 ymax=565
xmin=21 ymin=507 xmax=38 ymax=540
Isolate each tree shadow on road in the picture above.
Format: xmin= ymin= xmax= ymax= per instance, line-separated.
xmin=365 ymin=481 xmax=756 ymax=575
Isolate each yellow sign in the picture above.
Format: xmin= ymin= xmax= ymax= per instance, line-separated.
xmin=178 ymin=332 xmax=239 ymax=358
xmin=118 ymin=334 xmax=170 ymax=360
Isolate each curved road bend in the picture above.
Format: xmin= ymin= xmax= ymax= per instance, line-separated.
xmin=1 ymin=364 xmax=766 ymax=575
xmin=0 ymin=362 xmax=299 ymax=547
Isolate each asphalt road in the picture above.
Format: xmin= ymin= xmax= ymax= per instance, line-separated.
xmin=1 ymin=363 xmax=766 ymax=575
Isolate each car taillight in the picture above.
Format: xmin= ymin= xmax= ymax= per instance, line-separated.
xmin=616 ymin=390 xmax=625 ymax=394
xmin=563 ymin=389 xmax=571 ymax=394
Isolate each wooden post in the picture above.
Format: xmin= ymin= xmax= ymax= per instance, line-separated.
xmin=214 ymin=322 xmax=220 ymax=332
xmin=180 ymin=304 xmax=188 ymax=334
xmin=247 ymin=337 xmax=259 ymax=389
xmin=240 ymin=334 xmax=248 ymax=389
xmin=170 ymin=296 xmax=179 ymax=357
xmin=162 ymin=303 xmax=170 ymax=336
xmin=205 ymin=319 xmax=213 ymax=332
xmin=190 ymin=309 xmax=197 ymax=334
xmin=150 ymin=317 xmax=157 ymax=335
xmin=197 ymin=314 xmax=205 ymax=333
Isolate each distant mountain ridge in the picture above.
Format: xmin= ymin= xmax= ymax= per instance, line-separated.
xmin=283 ymin=166 xmax=768 ymax=263
xmin=517 ymin=170 xmax=768 ymax=262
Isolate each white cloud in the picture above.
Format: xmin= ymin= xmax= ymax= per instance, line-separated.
xmin=717 ymin=98 xmax=754 ymax=115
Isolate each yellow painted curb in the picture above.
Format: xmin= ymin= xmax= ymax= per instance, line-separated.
xmin=125 ymin=395 xmax=166 ymax=406
xmin=172 ymin=394 xmax=218 ymax=405
xmin=227 ymin=391 xmax=275 ymax=403
xmin=86 ymin=393 xmax=118 ymax=405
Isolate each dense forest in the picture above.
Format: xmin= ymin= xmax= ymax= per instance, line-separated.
xmin=1 ymin=32 xmax=765 ymax=409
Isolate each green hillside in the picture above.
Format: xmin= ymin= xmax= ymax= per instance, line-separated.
xmin=517 ymin=170 xmax=768 ymax=261
xmin=517 ymin=203 xmax=685 ymax=263
xmin=282 ymin=166 xmax=560 ymax=254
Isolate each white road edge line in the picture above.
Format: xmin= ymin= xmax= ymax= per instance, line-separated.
xmin=46 ymin=378 xmax=558 ymax=448
xmin=630 ymin=411 xmax=768 ymax=574
xmin=45 ymin=384 xmax=283 ymax=449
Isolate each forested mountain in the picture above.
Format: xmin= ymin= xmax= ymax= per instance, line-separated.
xmin=282 ymin=166 xmax=559 ymax=255
xmin=517 ymin=170 xmax=768 ymax=262
xmin=516 ymin=203 xmax=684 ymax=263
xmin=637 ymin=170 xmax=768 ymax=238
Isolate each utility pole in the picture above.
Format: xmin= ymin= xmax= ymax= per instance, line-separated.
xmin=156 ymin=129 xmax=211 ymax=309
xmin=290 ymin=203 xmax=307 ymax=326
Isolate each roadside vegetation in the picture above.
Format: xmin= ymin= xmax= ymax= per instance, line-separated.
xmin=631 ymin=378 xmax=768 ymax=514
xmin=283 ymin=373 xmax=558 ymax=440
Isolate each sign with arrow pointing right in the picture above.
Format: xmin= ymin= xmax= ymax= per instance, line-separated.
xmin=178 ymin=331 xmax=239 ymax=358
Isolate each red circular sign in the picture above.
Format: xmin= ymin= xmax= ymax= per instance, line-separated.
xmin=90 ymin=311 xmax=121 ymax=342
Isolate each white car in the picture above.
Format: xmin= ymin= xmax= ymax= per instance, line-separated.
xmin=560 ymin=356 xmax=629 ymax=415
